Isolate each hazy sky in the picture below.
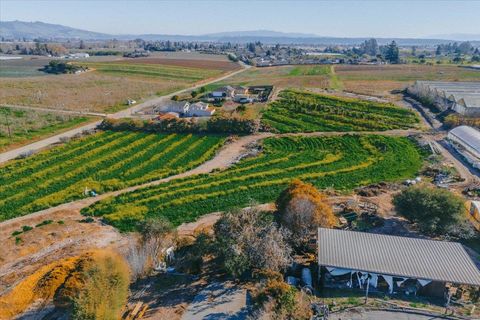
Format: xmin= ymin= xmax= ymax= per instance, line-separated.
xmin=1 ymin=0 xmax=480 ymax=38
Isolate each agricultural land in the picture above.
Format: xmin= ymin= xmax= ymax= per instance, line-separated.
xmin=203 ymin=64 xmax=480 ymax=100
xmin=83 ymin=135 xmax=424 ymax=231
xmin=0 ymin=53 xmax=239 ymax=113
xmin=262 ymin=89 xmax=419 ymax=132
xmin=0 ymin=106 xmax=94 ymax=151
xmin=0 ymin=130 xmax=225 ymax=221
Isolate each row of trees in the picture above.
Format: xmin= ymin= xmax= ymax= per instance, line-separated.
xmin=99 ymin=116 xmax=263 ymax=135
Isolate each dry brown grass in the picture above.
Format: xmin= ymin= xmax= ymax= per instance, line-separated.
xmin=0 ymin=72 xmax=190 ymax=112
xmin=0 ymin=209 xmax=128 ymax=294
xmin=0 ymin=250 xmax=129 ymax=319
xmin=0 ymin=55 xmax=236 ymax=113
xmin=0 ymin=255 xmax=80 ymax=319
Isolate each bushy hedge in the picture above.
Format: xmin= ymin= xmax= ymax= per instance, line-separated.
xmin=99 ymin=116 xmax=261 ymax=135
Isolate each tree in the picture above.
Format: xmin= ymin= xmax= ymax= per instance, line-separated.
xmin=79 ymin=40 xmax=85 ymax=49
xmin=137 ymin=217 xmax=174 ymax=270
xmin=360 ymin=38 xmax=378 ymax=56
xmin=213 ymin=207 xmax=292 ymax=277
xmin=276 ymin=180 xmax=336 ymax=249
xmin=393 ymin=186 xmax=473 ymax=237
xmin=384 ymin=41 xmax=400 ymax=64
xmin=191 ymin=90 xmax=198 ymax=98
xmin=456 ymin=41 xmax=473 ymax=54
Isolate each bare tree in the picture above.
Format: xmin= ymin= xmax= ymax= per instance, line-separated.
xmin=138 ymin=217 xmax=174 ymax=270
xmin=125 ymin=242 xmax=150 ymax=281
xmin=214 ymin=207 xmax=292 ymax=277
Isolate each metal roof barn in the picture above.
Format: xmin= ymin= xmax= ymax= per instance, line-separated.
xmin=317 ymin=228 xmax=480 ymax=286
xmin=409 ymin=81 xmax=480 ymax=116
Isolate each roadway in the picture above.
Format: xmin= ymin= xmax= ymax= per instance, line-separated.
xmin=0 ymin=62 xmax=250 ymax=164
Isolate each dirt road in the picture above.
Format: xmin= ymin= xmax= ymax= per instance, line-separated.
xmin=0 ymin=63 xmax=250 ymax=164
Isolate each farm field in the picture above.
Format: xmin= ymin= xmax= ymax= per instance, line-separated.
xmin=76 ymin=61 xmax=222 ymax=81
xmin=0 ymin=55 xmax=237 ymax=113
xmin=261 ymin=90 xmax=419 ymax=133
xmin=0 ymin=130 xmax=225 ymax=221
xmin=0 ymin=56 xmax=51 ymax=77
xmin=205 ymin=64 xmax=334 ymax=90
xmin=83 ymin=135 xmax=424 ymax=231
xmin=0 ymin=106 xmax=94 ymax=151
xmin=335 ymin=64 xmax=480 ymax=99
xmin=206 ymin=64 xmax=480 ymax=101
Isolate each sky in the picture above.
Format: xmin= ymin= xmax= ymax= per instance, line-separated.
xmin=1 ymin=0 xmax=480 ymax=38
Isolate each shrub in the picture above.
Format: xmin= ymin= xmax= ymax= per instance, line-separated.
xmin=80 ymin=217 xmax=95 ymax=223
xmin=12 ymin=230 xmax=22 ymax=236
xmin=36 ymin=220 xmax=53 ymax=227
xmin=252 ymin=270 xmax=312 ymax=320
xmin=206 ymin=116 xmax=260 ymax=134
xmin=22 ymin=225 xmax=33 ymax=232
xmin=393 ymin=186 xmax=471 ymax=237
xmin=55 ymin=251 xmax=130 ymax=320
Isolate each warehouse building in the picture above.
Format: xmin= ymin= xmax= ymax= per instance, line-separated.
xmin=447 ymin=125 xmax=480 ymax=169
xmin=317 ymin=228 xmax=480 ymax=298
xmin=408 ymin=81 xmax=480 ymax=116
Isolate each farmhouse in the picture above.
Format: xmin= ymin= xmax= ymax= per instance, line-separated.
xmin=318 ymin=228 xmax=480 ymax=298
xmin=408 ymin=81 xmax=480 ymax=116
xmin=154 ymin=101 xmax=190 ymax=115
xmin=447 ymin=125 xmax=480 ymax=169
xmin=154 ymin=101 xmax=215 ymax=117
xmin=211 ymin=86 xmax=235 ymax=99
xmin=188 ymin=102 xmax=216 ymax=117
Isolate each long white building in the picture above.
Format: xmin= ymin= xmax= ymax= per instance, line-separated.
xmin=409 ymin=81 xmax=480 ymax=116
xmin=447 ymin=125 xmax=480 ymax=168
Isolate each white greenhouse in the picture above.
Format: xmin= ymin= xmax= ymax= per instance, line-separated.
xmin=447 ymin=125 xmax=480 ymax=168
xmin=408 ymin=81 xmax=480 ymax=116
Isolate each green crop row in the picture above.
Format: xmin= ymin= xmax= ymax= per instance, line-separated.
xmin=82 ymin=135 xmax=424 ymax=231
xmin=0 ymin=131 xmax=225 ymax=221
xmin=261 ymin=90 xmax=419 ymax=133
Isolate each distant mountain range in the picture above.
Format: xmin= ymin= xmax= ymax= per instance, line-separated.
xmin=1 ymin=20 xmax=479 ymax=46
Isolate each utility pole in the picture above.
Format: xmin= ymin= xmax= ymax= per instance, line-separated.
xmin=3 ymin=110 xmax=12 ymax=139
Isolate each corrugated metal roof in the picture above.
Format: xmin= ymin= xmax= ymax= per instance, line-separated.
xmin=318 ymin=228 xmax=480 ymax=286
xmin=448 ymin=125 xmax=480 ymax=155
xmin=416 ymin=81 xmax=480 ymax=108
